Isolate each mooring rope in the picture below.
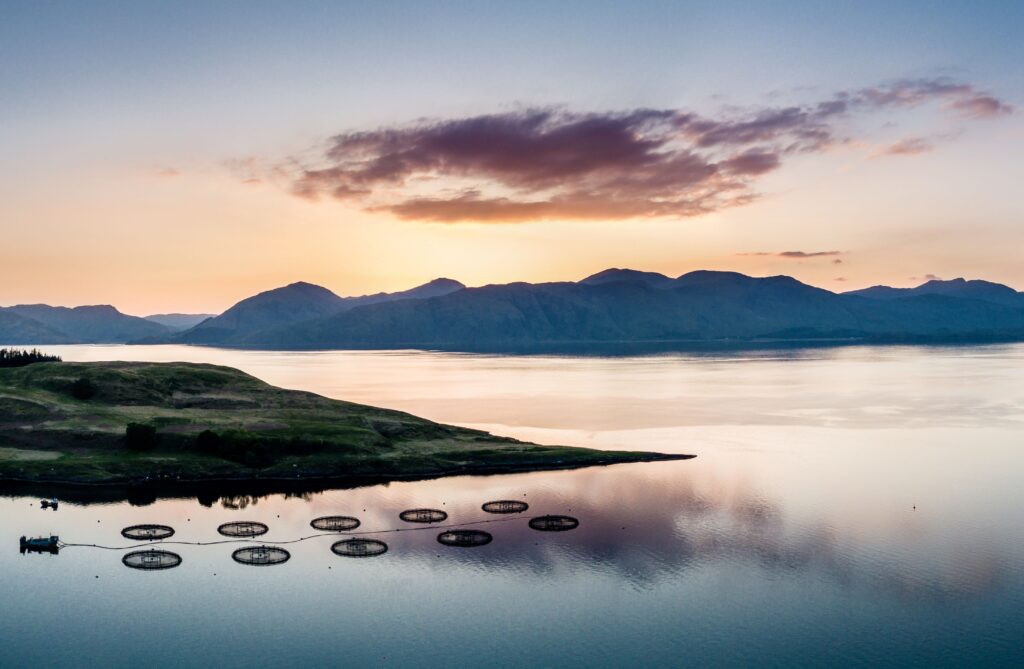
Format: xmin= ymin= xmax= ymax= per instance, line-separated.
xmin=57 ymin=514 xmax=526 ymax=550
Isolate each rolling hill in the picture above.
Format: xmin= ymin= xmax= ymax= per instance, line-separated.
xmin=0 ymin=361 xmax=687 ymax=484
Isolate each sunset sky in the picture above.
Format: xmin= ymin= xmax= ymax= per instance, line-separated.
xmin=1 ymin=1 xmax=1021 ymax=315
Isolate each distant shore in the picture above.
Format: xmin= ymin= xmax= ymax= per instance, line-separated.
xmin=126 ymin=333 xmax=1024 ymax=356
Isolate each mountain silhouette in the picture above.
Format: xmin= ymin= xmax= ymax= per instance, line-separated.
xmin=845 ymin=278 xmax=1024 ymax=308
xmin=231 ymin=270 xmax=1024 ymax=350
xmin=6 ymin=271 xmax=1024 ymax=351
xmin=0 ymin=304 xmax=168 ymax=343
xmin=164 ymin=278 xmax=466 ymax=346
xmin=143 ymin=313 xmax=216 ymax=331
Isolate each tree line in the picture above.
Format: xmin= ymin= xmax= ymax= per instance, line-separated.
xmin=0 ymin=348 xmax=62 ymax=367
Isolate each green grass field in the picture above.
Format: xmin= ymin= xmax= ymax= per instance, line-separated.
xmin=0 ymin=361 xmax=690 ymax=485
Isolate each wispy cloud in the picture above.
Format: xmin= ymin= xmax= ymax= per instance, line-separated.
xmin=276 ymin=77 xmax=1012 ymax=223
xmin=873 ymin=136 xmax=935 ymax=158
xmin=778 ymin=250 xmax=842 ymax=258
xmin=945 ymin=95 xmax=1013 ymax=119
xmin=740 ymin=250 xmax=843 ymax=259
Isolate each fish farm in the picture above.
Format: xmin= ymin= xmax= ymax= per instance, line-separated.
xmin=331 ymin=538 xmax=389 ymax=557
xmin=122 ymin=549 xmax=182 ymax=570
xmin=310 ymin=516 xmax=361 ymax=531
xmin=437 ymin=529 xmax=493 ymax=547
xmin=121 ymin=524 xmax=175 ymax=540
xmin=482 ymin=500 xmax=529 ymax=514
xmin=232 ymin=546 xmax=291 ymax=566
xmin=217 ymin=521 xmax=269 ymax=538
xmin=528 ymin=515 xmax=580 ymax=531
xmin=33 ymin=500 xmax=581 ymax=570
xmin=399 ymin=508 xmax=448 ymax=523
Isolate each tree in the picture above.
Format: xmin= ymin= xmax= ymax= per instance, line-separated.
xmin=196 ymin=429 xmax=222 ymax=453
xmin=0 ymin=348 xmax=61 ymax=368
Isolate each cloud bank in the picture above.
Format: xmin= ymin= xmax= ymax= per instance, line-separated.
xmin=282 ymin=78 xmax=1012 ymax=223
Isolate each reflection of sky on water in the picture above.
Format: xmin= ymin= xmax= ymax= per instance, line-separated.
xmin=2 ymin=344 xmax=1023 ymax=666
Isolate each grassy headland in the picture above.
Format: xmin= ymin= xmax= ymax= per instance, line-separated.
xmin=0 ymin=361 xmax=690 ymax=486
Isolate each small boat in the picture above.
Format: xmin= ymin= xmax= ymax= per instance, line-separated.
xmin=40 ymin=498 xmax=58 ymax=510
xmin=20 ymin=535 xmax=60 ymax=554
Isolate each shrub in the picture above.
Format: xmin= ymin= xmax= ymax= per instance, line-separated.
xmin=196 ymin=429 xmax=222 ymax=453
xmin=125 ymin=423 xmax=158 ymax=451
xmin=69 ymin=377 xmax=97 ymax=400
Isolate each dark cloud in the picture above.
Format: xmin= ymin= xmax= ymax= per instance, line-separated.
xmin=280 ymin=77 xmax=1012 ymax=223
xmin=720 ymin=150 xmax=781 ymax=175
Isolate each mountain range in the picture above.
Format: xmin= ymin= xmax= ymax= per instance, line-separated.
xmin=3 ymin=270 xmax=1023 ymax=351
xmin=143 ymin=313 xmax=216 ymax=331
xmin=0 ymin=304 xmax=169 ymax=344
xmin=166 ymin=278 xmax=465 ymax=346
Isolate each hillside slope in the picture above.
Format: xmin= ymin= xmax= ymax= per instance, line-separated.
xmin=0 ymin=361 xmax=687 ymax=484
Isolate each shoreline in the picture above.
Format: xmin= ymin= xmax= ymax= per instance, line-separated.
xmin=126 ymin=333 xmax=1024 ymax=354
xmin=0 ymin=452 xmax=694 ymax=504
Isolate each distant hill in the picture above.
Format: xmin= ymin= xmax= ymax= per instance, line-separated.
xmin=845 ymin=278 xmax=1024 ymax=308
xmin=340 ymin=278 xmax=466 ymax=310
xmin=0 ymin=304 xmax=168 ymax=344
xmin=234 ymin=270 xmax=1024 ymax=351
xmin=170 ymin=281 xmax=347 ymax=345
xmin=144 ymin=313 xmax=216 ymax=331
xmin=163 ymin=278 xmax=466 ymax=346
xmin=579 ymin=268 xmax=675 ymax=287
xmin=0 ymin=311 xmax=72 ymax=345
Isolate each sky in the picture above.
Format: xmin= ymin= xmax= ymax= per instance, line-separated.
xmin=1 ymin=1 xmax=1021 ymax=315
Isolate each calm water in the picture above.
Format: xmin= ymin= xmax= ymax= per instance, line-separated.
xmin=3 ymin=344 xmax=1023 ymax=667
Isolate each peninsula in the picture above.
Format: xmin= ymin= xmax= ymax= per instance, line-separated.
xmin=0 ymin=360 xmax=690 ymax=485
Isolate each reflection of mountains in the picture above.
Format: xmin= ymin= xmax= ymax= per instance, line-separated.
xmin=13 ymin=461 xmax=1004 ymax=603
xmin=353 ymin=466 xmax=1003 ymax=603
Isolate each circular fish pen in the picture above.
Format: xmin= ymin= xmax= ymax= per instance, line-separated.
xmin=232 ymin=546 xmax=290 ymax=566
xmin=122 ymin=549 xmax=182 ymax=570
xmin=437 ymin=529 xmax=493 ymax=547
xmin=482 ymin=500 xmax=529 ymax=514
xmin=399 ymin=508 xmax=448 ymax=523
xmin=310 ymin=516 xmax=361 ymax=532
xmin=528 ymin=515 xmax=580 ymax=532
xmin=331 ymin=538 xmax=388 ymax=558
xmin=121 ymin=524 xmax=175 ymax=541
xmin=217 ymin=521 xmax=269 ymax=538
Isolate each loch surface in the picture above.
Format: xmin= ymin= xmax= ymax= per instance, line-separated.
xmin=2 ymin=344 xmax=1023 ymax=667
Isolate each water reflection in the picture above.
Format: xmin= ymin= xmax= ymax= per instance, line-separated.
xmin=9 ymin=460 xmax=1007 ymax=607
xmin=2 ymin=344 xmax=1022 ymax=667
